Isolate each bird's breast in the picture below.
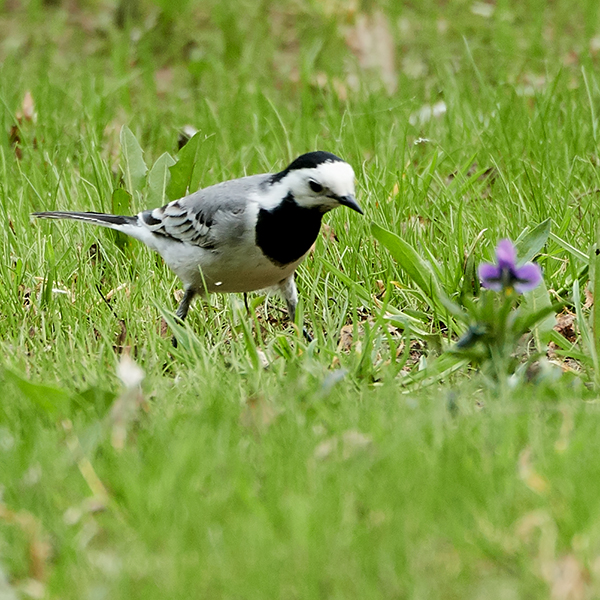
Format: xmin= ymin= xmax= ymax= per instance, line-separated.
xmin=255 ymin=197 xmax=323 ymax=266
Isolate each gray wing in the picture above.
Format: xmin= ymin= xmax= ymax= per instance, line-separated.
xmin=138 ymin=173 xmax=272 ymax=248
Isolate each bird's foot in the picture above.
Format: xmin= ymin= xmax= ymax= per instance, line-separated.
xmin=302 ymin=327 xmax=314 ymax=343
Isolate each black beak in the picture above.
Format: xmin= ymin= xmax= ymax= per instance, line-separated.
xmin=337 ymin=194 xmax=363 ymax=215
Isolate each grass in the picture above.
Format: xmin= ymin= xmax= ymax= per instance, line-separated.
xmin=2 ymin=0 xmax=600 ymax=597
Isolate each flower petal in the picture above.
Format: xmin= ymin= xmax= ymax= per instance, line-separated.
xmin=496 ymin=239 xmax=517 ymax=270
xmin=479 ymin=263 xmax=504 ymax=291
xmin=514 ymin=262 xmax=542 ymax=293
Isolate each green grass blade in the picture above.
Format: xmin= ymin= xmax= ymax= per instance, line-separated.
xmin=549 ymin=232 xmax=589 ymax=264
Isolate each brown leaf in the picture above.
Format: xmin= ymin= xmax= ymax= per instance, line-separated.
xmin=342 ymin=430 xmax=372 ymax=459
xmin=0 ymin=503 xmax=50 ymax=583
xmin=154 ymin=67 xmax=174 ymax=96
xmin=518 ymin=447 xmax=549 ymax=495
xmin=20 ymin=90 xmax=35 ymax=122
xmin=549 ymin=555 xmax=588 ymax=600
xmin=159 ymin=317 xmax=169 ymax=338
xmin=322 ymin=223 xmax=337 ymax=242
xmin=240 ymin=394 xmax=278 ymax=432
xmin=114 ymin=319 xmax=127 ymax=352
xmin=314 ymin=436 xmax=338 ymax=460
xmin=173 ymin=289 xmax=184 ymax=304
xmin=471 ymin=2 xmax=495 ymax=18
xmin=553 ymin=311 xmax=576 ymax=343
xmin=338 ymin=324 xmax=354 ymax=353
xmin=9 ymin=125 xmax=23 ymax=160
xmin=345 ymin=11 xmax=397 ymax=94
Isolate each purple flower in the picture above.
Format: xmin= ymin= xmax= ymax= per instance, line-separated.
xmin=479 ymin=239 xmax=542 ymax=293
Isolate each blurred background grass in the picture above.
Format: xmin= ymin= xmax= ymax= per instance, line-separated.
xmin=2 ymin=1 xmax=600 ymax=598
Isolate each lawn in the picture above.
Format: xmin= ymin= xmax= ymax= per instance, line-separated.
xmin=2 ymin=0 xmax=600 ymax=597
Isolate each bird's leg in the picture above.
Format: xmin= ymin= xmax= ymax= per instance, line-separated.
xmin=244 ymin=292 xmax=250 ymax=315
xmin=176 ymin=287 xmax=196 ymax=321
xmin=172 ymin=287 xmax=196 ymax=347
xmin=278 ymin=275 xmax=313 ymax=342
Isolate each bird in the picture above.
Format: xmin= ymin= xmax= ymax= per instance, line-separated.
xmin=32 ymin=151 xmax=363 ymax=341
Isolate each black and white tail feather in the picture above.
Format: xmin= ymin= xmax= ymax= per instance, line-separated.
xmin=33 ymin=151 xmax=362 ymax=342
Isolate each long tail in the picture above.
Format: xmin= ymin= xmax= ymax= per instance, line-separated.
xmin=32 ymin=211 xmax=138 ymax=229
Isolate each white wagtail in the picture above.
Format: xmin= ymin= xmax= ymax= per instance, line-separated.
xmin=33 ymin=151 xmax=362 ymax=338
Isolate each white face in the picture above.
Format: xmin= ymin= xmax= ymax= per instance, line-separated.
xmin=286 ymin=161 xmax=357 ymax=212
xmin=257 ymin=160 xmax=359 ymax=213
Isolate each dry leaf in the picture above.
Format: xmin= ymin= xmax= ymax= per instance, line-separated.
xmin=409 ymin=101 xmax=447 ymax=126
xmin=159 ymin=317 xmax=170 ymax=338
xmin=20 ymin=91 xmax=36 ymax=122
xmin=19 ymin=579 xmax=45 ymax=599
xmin=338 ymin=324 xmax=354 ymax=352
xmin=314 ymin=437 xmax=338 ymax=460
xmin=0 ymin=503 xmax=50 ymax=583
xmin=111 ymin=354 xmax=146 ymax=450
xmin=256 ymin=348 xmax=270 ymax=369
xmin=240 ymin=395 xmax=278 ymax=431
xmin=345 ymin=11 xmax=397 ymax=94
xmin=401 ymin=53 xmax=427 ymax=79
xmin=548 ymin=554 xmax=588 ymax=600
xmin=518 ymin=447 xmax=549 ymax=494
xmin=114 ymin=319 xmax=127 ymax=353
xmin=154 ymin=67 xmax=174 ymax=96
xmin=321 ymin=223 xmax=337 ymax=242
xmin=342 ymin=430 xmax=372 ymax=459
xmin=554 ymin=407 xmax=574 ymax=453
xmin=471 ymin=2 xmax=495 ymax=18
xmin=553 ymin=311 xmax=576 ymax=343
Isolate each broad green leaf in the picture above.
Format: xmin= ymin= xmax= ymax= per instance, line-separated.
xmin=120 ymin=126 xmax=147 ymax=195
xmin=4 ymin=369 xmax=71 ymax=415
xmin=167 ymin=131 xmax=202 ymax=199
xmin=79 ymin=387 xmax=117 ymax=419
xmin=111 ymin=188 xmax=132 ymax=249
xmin=513 ymin=303 xmax=561 ymax=341
xmin=146 ymin=152 xmax=176 ymax=208
xmin=515 ymin=218 xmax=551 ymax=263
xmin=371 ymin=222 xmax=445 ymax=313
xmin=111 ymin=187 xmax=131 ymax=215
xmin=522 ymin=278 xmax=556 ymax=351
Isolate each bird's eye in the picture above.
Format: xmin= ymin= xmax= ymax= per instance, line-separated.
xmin=309 ymin=180 xmax=323 ymax=193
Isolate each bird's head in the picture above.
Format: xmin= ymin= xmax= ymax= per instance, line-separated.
xmin=269 ymin=151 xmax=363 ymax=215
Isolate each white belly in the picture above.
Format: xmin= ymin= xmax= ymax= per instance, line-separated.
xmin=159 ymin=242 xmax=303 ymax=293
